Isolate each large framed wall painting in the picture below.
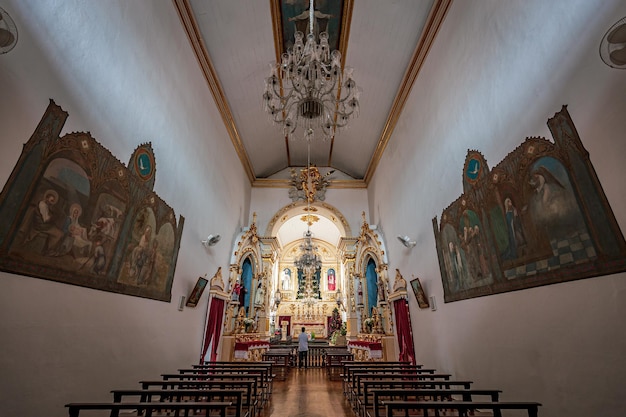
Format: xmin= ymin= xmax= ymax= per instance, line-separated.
xmin=0 ymin=100 xmax=184 ymax=302
xmin=433 ymin=106 xmax=626 ymax=302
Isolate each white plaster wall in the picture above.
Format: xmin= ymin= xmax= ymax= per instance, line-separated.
xmin=369 ymin=1 xmax=626 ymax=416
xmin=0 ymin=1 xmax=250 ymax=416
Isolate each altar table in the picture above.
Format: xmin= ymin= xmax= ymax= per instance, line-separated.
xmin=347 ymin=340 xmax=383 ymax=361
xmin=234 ymin=340 xmax=270 ymax=361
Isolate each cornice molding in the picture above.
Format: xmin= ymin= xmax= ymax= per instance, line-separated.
xmin=364 ymin=0 xmax=453 ymax=185
xmin=172 ymin=0 xmax=256 ymax=183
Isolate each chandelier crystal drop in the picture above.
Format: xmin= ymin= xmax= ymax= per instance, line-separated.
xmin=294 ymin=230 xmax=322 ymax=275
xmin=263 ymin=0 xmax=360 ymax=141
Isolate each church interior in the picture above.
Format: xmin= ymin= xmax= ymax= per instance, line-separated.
xmin=1 ymin=1 xmax=625 ymax=416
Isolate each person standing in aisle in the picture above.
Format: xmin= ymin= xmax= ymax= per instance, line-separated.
xmin=298 ymin=326 xmax=309 ymax=369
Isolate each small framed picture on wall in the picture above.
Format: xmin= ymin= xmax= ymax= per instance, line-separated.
xmin=410 ymin=277 xmax=430 ymax=309
xmin=186 ymin=277 xmax=208 ymax=307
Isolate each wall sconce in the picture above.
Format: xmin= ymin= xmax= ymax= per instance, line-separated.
xmin=397 ymin=235 xmax=416 ymax=248
xmin=201 ymin=234 xmax=221 ymax=248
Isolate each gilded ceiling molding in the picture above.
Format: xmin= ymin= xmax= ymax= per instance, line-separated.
xmin=172 ymin=0 xmax=256 ymax=183
xmin=328 ymin=0 xmax=355 ymax=165
xmin=364 ymin=0 xmax=454 ymax=185
xmin=252 ymin=178 xmax=366 ymax=189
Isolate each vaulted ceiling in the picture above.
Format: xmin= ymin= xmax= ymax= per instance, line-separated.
xmin=173 ymin=0 xmax=452 ymax=187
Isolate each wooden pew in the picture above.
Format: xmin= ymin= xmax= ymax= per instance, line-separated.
xmin=110 ymin=389 xmax=245 ymax=417
xmin=139 ymin=379 xmax=257 ymax=417
xmin=344 ymin=366 xmax=434 ymax=399
xmin=365 ymin=388 xmax=501 ymax=417
xmin=350 ymin=372 xmax=452 ymax=410
xmin=262 ymin=349 xmax=293 ymax=380
xmin=324 ymin=349 xmax=353 ymax=380
xmin=194 ymin=362 xmax=275 ymax=396
xmin=161 ymin=372 xmax=264 ymax=404
xmin=178 ymin=367 xmax=272 ymax=404
xmin=65 ymin=401 xmax=231 ymax=417
xmin=341 ymin=362 xmax=419 ymax=396
xmin=383 ymin=399 xmax=541 ymax=417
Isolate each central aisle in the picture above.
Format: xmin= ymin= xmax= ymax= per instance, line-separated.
xmin=262 ymin=367 xmax=353 ymax=417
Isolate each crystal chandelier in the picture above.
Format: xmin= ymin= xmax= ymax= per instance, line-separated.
xmin=294 ymin=231 xmax=321 ymax=274
xmin=263 ymin=0 xmax=360 ymax=141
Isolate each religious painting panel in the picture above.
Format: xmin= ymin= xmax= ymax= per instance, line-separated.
xmin=433 ymin=106 xmax=626 ymax=302
xmin=0 ymin=100 xmax=184 ymax=302
xmin=186 ymin=276 xmax=208 ymax=308
xmin=410 ymin=277 xmax=430 ymax=309
xmin=327 ymin=267 xmax=336 ymax=291
xmin=278 ymin=0 xmax=344 ymax=54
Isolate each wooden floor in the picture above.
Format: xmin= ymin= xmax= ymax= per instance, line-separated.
xmin=261 ymin=367 xmax=353 ymax=417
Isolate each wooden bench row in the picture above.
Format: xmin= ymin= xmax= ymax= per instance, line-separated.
xmin=65 ymin=361 xmax=274 ymax=417
xmin=339 ymin=361 xmax=541 ymax=417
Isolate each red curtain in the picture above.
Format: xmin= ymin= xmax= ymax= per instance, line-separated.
xmin=393 ymin=299 xmax=416 ymax=365
xmin=200 ymin=297 xmax=225 ymax=363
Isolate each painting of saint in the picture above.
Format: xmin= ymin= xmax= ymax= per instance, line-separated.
xmin=433 ymin=107 xmax=626 ymax=302
xmin=280 ymin=0 xmax=343 ymax=53
xmin=526 ymin=157 xmax=589 ymax=242
xmin=0 ymin=102 xmax=183 ymax=302
xmin=458 ymin=210 xmax=493 ymax=287
xmin=410 ymin=277 xmax=429 ymax=309
xmin=12 ymin=158 xmax=91 ymax=267
xmin=441 ymin=223 xmax=467 ymax=292
xmin=49 ymin=203 xmax=91 ymax=257
xmin=327 ymin=268 xmax=336 ymax=291
xmin=186 ymin=277 xmax=208 ymax=308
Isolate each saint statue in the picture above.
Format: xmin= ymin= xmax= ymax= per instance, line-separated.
xmin=231 ymin=280 xmax=241 ymax=302
xmin=254 ymin=281 xmax=265 ymax=307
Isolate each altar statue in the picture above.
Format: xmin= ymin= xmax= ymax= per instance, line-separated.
xmin=231 ymin=280 xmax=241 ymax=302
xmin=254 ymin=281 xmax=265 ymax=307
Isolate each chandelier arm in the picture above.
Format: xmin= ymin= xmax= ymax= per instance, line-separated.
xmin=262 ymin=0 xmax=359 ymax=140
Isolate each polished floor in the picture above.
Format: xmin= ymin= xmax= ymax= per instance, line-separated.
xmin=261 ymin=367 xmax=353 ymax=417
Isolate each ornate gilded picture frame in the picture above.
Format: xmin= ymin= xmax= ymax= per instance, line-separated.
xmin=410 ymin=277 xmax=430 ymax=309
xmin=0 ymin=100 xmax=184 ymax=302
xmin=186 ymin=277 xmax=208 ymax=307
xmin=433 ymin=106 xmax=626 ymax=302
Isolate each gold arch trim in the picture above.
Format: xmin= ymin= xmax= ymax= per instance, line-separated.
xmin=264 ymin=201 xmax=352 ymax=238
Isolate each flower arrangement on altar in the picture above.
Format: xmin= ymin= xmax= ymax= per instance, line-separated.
xmin=329 ymin=307 xmax=346 ymax=344
xmin=330 ymin=323 xmax=347 ymax=344
xmin=329 ymin=307 xmax=342 ymax=333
